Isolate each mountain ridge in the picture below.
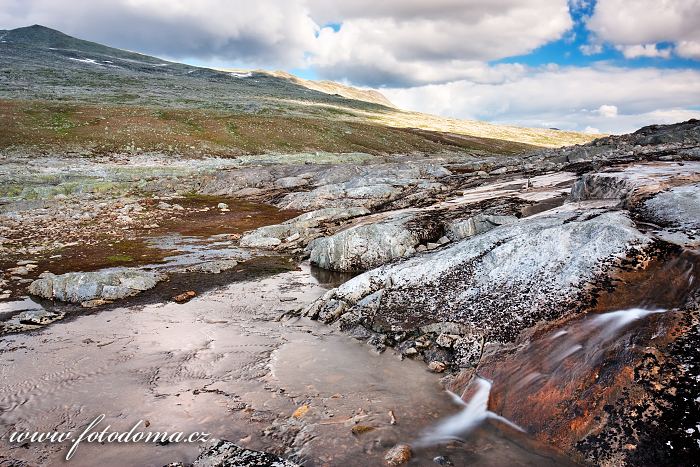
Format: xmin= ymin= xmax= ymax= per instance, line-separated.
xmin=0 ymin=24 xmax=596 ymax=154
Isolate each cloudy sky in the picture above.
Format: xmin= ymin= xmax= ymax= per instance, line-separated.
xmin=2 ymin=0 xmax=699 ymax=133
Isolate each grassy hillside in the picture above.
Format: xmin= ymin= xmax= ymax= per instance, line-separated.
xmin=0 ymin=25 xmax=595 ymax=155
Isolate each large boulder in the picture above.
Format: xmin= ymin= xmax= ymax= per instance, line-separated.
xmin=307 ymin=209 xmax=650 ymax=365
xmin=308 ymin=211 xmax=444 ymax=271
xmin=309 ymin=215 xmax=417 ymax=272
xmin=27 ymin=269 xmax=166 ymax=304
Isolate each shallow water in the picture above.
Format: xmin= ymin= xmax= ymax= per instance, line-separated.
xmin=0 ymin=265 xmax=463 ymax=466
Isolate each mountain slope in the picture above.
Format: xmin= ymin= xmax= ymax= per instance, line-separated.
xmin=0 ymin=25 xmax=595 ymax=155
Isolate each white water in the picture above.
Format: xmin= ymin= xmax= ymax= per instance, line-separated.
xmin=419 ymin=307 xmax=667 ymax=447
xmin=418 ymin=377 xmax=523 ymax=446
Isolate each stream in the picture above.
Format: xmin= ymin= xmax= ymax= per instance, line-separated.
xmin=0 ymin=199 xmax=698 ymax=466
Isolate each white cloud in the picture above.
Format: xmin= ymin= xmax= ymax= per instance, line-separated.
xmin=382 ymin=65 xmax=700 ymax=134
xmin=586 ymin=0 xmax=700 ymax=60
xmin=597 ymin=104 xmax=618 ymax=118
xmin=0 ymin=0 xmax=318 ymax=68
xmin=308 ymin=0 xmax=573 ymax=86
xmin=584 ymin=126 xmax=601 ymax=134
xmin=1 ymin=0 xmax=699 ymax=134
xmin=580 ymin=43 xmax=603 ymax=55
xmin=676 ymin=40 xmax=700 ymax=59
xmin=0 ymin=0 xmax=574 ymax=86
xmin=617 ymin=44 xmax=672 ymax=59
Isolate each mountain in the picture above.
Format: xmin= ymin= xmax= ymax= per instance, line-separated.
xmin=0 ymin=25 xmax=595 ymax=155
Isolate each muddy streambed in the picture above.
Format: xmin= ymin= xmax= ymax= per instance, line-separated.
xmin=0 ymin=264 xmax=559 ymax=466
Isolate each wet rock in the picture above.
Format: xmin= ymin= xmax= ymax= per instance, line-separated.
xmin=428 ymin=361 xmax=446 ymax=373
xmin=187 ymin=439 xmax=299 ymax=467
xmin=433 ymin=455 xmax=453 ymax=466
xmin=351 ymin=425 xmax=375 ymax=435
xmin=385 ymin=444 xmax=412 ymax=466
xmin=27 ymin=269 xmax=166 ymax=304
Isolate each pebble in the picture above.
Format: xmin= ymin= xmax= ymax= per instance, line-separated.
xmin=173 ymin=290 xmax=197 ymax=303
xmin=385 ymin=444 xmax=412 ymax=466
xmin=428 ymin=361 xmax=446 ymax=373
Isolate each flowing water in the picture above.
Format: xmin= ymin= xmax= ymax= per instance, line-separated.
xmin=418 ymin=248 xmax=699 ymax=464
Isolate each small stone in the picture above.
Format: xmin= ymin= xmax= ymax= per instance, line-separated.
xmin=433 ymin=455 xmax=453 ymax=465
xmin=385 ymin=444 xmax=412 ymax=466
xmin=18 ymin=309 xmax=64 ymax=325
xmin=172 ymin=204 xmax=185 ymax=211
xmin=8 ymin=266 xmax=29 ymax=276
xmin=417 ymin=244 xmax=427 ymax=252
xmin=426 ymin=242 xmax=440 ymax=250
xmin=437 ymin=236 xmax=450 ymax=245
xmin=292 ymin=405 xmax=310 ymax=419
xmin=81 ymin=299 xmax=112 ymax=308
xmin=217 ymin=202 xmax=229 ymax=210
xmin=173 ymin=290 xmax=196 ymax=303
xmin=403 ymin=347 xmax=418 ymax=357
xmin=351 ymin=425 xmax=375 ymax=435
xmin=428 ymin=361 xmax=446 ymax=373
xmin=435 ymin=333 xmax=457 ymax=348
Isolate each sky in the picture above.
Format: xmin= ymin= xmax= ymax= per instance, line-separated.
xmin=2 ymin=0 xmax=700 ymax=134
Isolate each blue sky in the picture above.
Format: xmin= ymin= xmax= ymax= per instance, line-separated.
xmin=3 ymin=0 xmax=699 ymax=133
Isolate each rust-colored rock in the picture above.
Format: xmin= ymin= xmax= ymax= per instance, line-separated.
xmin=173 ymin=290 xmax=196 ymax=303
xmin=351 ymin=425 xmax=375 ymax=435
xmin=292 ymin=405 xmax=310 ymax=419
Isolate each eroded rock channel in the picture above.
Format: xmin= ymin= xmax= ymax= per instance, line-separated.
xmin=1 ymin=120 xmax=699 ymax=466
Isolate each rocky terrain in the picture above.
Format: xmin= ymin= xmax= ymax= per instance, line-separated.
xmin=1 ymin=24 xmax=699 ymax=467
xmin=1 ymin=115 xmax=698 ymax=465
